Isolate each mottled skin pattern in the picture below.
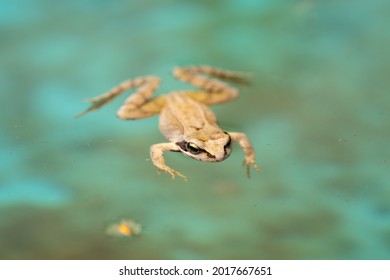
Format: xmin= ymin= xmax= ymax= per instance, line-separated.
xmin=76 ymin=66 xmax=260 ymax=181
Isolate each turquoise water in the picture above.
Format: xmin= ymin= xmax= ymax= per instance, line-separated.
xmin=1 ymin=0 xmax=389 ymax=259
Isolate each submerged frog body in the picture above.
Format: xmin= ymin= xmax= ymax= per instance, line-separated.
xmin=76 ymin=66 xmax=260 ymax=180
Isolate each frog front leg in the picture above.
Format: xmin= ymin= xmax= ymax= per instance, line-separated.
xmin=150 ymin=143 xmax=187 ymax=181
xmin=229 ymin=132 xmax=261 ymax=178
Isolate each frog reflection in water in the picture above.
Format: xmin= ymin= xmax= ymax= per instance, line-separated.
xmin=76 ymin=65 xmax=260 ymax=181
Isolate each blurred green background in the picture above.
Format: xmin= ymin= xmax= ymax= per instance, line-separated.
xmin=1 ymin=0 xmax=389 ymax=259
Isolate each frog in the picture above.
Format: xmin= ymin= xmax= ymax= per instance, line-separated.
xmin=76 ymin=65 xmax=260 ymax=181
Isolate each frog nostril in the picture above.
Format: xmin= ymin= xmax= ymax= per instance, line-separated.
xmin=206 ymin=152 xmax=216 ymax=159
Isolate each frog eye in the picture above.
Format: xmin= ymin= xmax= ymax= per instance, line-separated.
xmin=225 ymin=134 xmax=232 ymax=148
xmin=186 ymin=142 xmax=200 ymax=154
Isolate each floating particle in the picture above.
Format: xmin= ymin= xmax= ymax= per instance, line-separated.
xmin=106 ymin=219 xmax=142 ymax=237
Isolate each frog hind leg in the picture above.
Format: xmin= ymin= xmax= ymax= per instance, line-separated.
xmin=75 ymin=76 xmax=165 ymax=120
xmin=173 ymin=65 xmax=250 ymax=106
